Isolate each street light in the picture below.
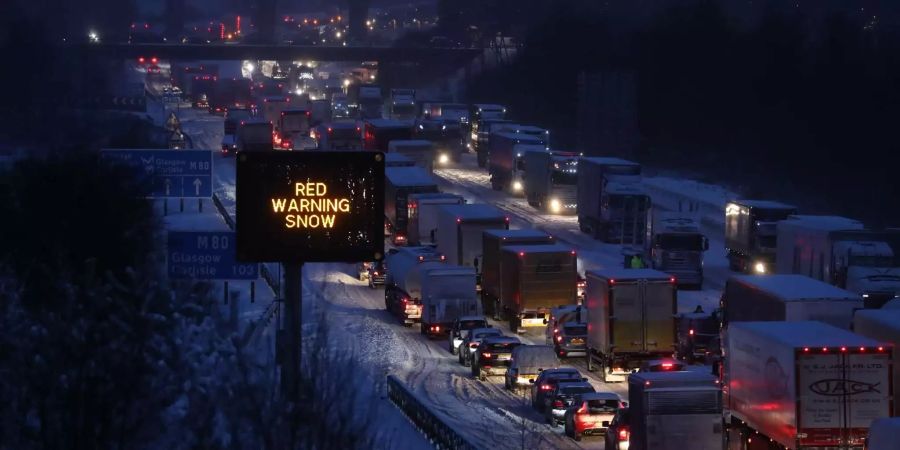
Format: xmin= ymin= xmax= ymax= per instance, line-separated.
xmin=335 ymin=31 xmax=342 ymax=39
xmin=88 ymin=30 xmax=100 ymax=43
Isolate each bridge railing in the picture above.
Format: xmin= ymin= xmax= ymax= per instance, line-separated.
xmin=386 ymin=375 xmax=478 ymax=450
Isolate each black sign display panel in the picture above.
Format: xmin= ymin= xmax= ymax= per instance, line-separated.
xmin=236 ymin=151 xmax=384 ymax=262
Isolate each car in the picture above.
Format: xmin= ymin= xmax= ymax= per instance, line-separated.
xmin=639 ymin=358 xmax=685 ymax=372
xmin=209 ymin=105 xmax=227 ymax=116
xmin=530 ymin=367 xmax=584 ymax=410
xmin=604 ymin=407 xmax=630 ymax=450
xmin=147 ymin=64 xmax=161 ymax=74
xmin=504 ymin=345 xmax=559 ymax=390
xmin=564 ymin=392 xmax=624 ymax=441
xmin=543 ymin=380 xmax=595 ymax=426
xmin=367 ymin=260 xmax=386 ymax=288
xmin=458 ymin=327 xmax=502 ymax=366
xmin=471 ymin=336 xmax=521 ymax=381
xmin=448 ymin=316 xmax=489 ymax=354
xmin=554 ymin=322 xmax=588 ymax=357
xmin=193 ymin=95 xmax=209 ymax=109
xmin=545 ymin=305 xmax=582 ymax=344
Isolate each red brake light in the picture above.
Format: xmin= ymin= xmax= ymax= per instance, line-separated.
xmin=552 ymin=400 xmax=564 ymax=408
xmin=540 ymin=384 xmax=552 ymax=391
xmin=519 ymin=251 xmax=525 ymax=257
xmin=138 ymin=57 xmax=145 ymax=64
xmin=151 ymin=57 xmax=158 ymax=64
xmin=803 ymin=347 xmax=809 ymax=352
xmin=609 ymin=279 xmax=616 ymax=285
xmin=670 ymin=276 xmax=677 ymax=283
xmin=328 ymin=127 xmax=333 ymax=133
xmin=456 ymin=218 xmax=461 ymax=223
xmin=440 ymin=255 xmax=446 ymax=261
xmin=356 ymin=127 xmax=361 ymax=132
xmin=689 ymin=329 xmax=694 ymax=336
xmin=306 ymin=111 xmax=311 ymax=116
xmin=618 ymin=428 xmax=630 ymax=441
xmin=556 ymin=335 xmax=562 ymax=343
xmin=661 ymin=362 xmax=674 ymax=370
xmin=482 ymin=352 xmax=491 ymax=358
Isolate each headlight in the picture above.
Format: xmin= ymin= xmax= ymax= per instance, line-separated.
xmin=513 ymin=180 xmax=523 ymax=191
xmin=439 ymin=153 xmax=450 ymax=164
xmin=550 ymin=198 xmax=561 ymax=213
xmin=754 ymin=262 xmax=767 ymax=274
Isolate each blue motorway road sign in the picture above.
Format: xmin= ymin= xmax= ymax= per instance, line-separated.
xmin=101 ymin=149 xmax=213 ymax=198
xmin=167 ymin=231 xmax=259 ymax=280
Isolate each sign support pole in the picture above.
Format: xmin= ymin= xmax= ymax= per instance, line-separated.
xmin=282 ymin=262 xmax=303 ymax=404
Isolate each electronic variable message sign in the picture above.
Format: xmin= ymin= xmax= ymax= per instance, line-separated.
xmin=235 ymin=151 xmax=384 ymax=263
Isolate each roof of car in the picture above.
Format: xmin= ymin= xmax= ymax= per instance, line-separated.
xmin=556 ymin=381 xmax=594 ymax=390
xmin=482 ymin=336 xmax=521 ymax=345
xmin=469 ymin=327 xmax=501 ymax=336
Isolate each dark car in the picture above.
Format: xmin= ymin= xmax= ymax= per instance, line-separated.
xmin=554 ymin=322 xmax=588 ymax=357
xmin=529 ymin=367 xmax=583 ymax=409
xmin=604 ymin=407 xmax=630 ymax=450
xmin=448 ymin=316 xmax=489 ymax=354
xmin=543 ymin=381 xmax=595 ymax=426
xmin=564 ymin=392 xmax=624 ymax=441
xmin=471 ymin=336 xmax=521 ymax=381
xmin=458 ymin=327 xmax=503 ymax=366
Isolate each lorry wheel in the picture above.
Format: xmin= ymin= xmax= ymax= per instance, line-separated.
xmin=449 ymin=340 xmax=457 ymax=355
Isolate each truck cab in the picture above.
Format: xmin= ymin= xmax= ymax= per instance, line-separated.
xmin=725 ymin=199 xmax=797 ymax=274
xmin=523 ymin=149 xmax=579 ymax=214
xmin=364 ymin=119 xmax=414 ymax=151
xmin=833 ymin=240 xmax=900 ymax=307
xmin=389 ymin=88 xmax=416 ymax=120
xmin=649 ymin=213 xmax=709 ymax=289
xmin=278 ymin=107 xmax=316 ymax=150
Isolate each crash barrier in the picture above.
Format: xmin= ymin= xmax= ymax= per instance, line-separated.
xmin=80 ymin=95 xmax=147 ymax=112
xmin=212 ymin=193 xmax=236 ymax=230
xmin=642 ymin=177 xmax=726 ymax=229
xmin=386 ymin=375 xmax=478 ymax=450
xmin=240 ymin=297 xmax=280 ymax=348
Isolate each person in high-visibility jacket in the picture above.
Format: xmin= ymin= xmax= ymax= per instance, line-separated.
xmin=630 ymin=254 xmax=644 ymax=269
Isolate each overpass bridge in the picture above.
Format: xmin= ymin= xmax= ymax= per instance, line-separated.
xmin=65 ymin=43 xmax=483 ymax=65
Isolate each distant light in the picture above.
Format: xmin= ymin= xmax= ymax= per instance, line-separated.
xmin=88 ymin=30 xmax=100 ymax=43
xmin=343 ymin=79 xmax=350 ymax=87
xmin=335 ymin=31 xmax=342 ymax=39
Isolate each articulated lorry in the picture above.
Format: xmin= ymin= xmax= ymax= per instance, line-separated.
xmin=384 ymin=247 xmax=445 ymax=326
xmin=853 ymin=309 xmax=900 ymax=416
xmin=724 ymin=199 xmax=797 ymax=274
xmin=499 ymin=244 xmax=578 ymax=333
xmin=389 ymin=88 xmax=416 ymax=120
xmin=277 ymin=107 xmax=316 ymax=150
xmin=357 ymin=84 xmax=383 ymax=119
xmin=776 ymin=215 xmax=900 ymax=308
xmin=721 ymin=274 xmax=864 ymax=331
xmin=480 ymin=229 xmax=555 ymax=317
xmin=471 ymin=118 xmax=512 ymax=167
xmin=577 ymin=157 xmax=651 ymax=244
xmin=489 ymin=133 xmax=546 ymax=193
xmin=417 ymin=263 xmax=480 ymax=338
xmin=435 ymin=204 xmax=509 ymax=270
xmin=406 ymin=193 xmax=464 ymax=246
xmin=385 ymin=167 xmax=438 ymax=246
xmin=647 ymin=212 xmax=709 ymax=289
xmin=523 ymin=149 xmax=579 ymax=215
xmin=584 ymin=268 xmax=677 ymax=381
xmin=363 ymin=119 xmax=413 ymax=151
xmin=724 ymin=321 xmax=893 ymax=450
xmin=627 ymin=371 xmax=723 ymax=450
xmin=387 ymin=140 xmax=435 ymax=173
xmin=235 ymin=118 xmax=273 ymax=152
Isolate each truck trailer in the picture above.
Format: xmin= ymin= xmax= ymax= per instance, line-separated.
xmin=236 ymin=118 xmax=273 ymax=152
xmin=385 ymin=167 xmax=438 ymax=246
xmin=647 ymin=212 xmax=708 ymax=288
xmin=364 ymin=119 xmax=413 ymax=151
xmin=480 ymin=229 xmax=555 ymax=317
xmin=435 ymin=204 xmax=509 ymax=269
xmin=577 ymin=157 xmax=651 ymax=244
xmin=358 ymin=84 xmax=383 ymax=119
xmin=389 ymin=88 xmax=416 ymax=120
xmin=471 ymin=118 xmax=512 ymax=167
xmin=776 ymin=215 xmax=900 ymax=308
xmin=499 ymin=244 xmax=578 ymax=333
xmin=387 ymin=140 xmax=435 ymax=173
xmin=489 ymin=133 xmax=546 ymax=193
xmin=724 ymin=321 xmax=893 ymax=450
xmin=721 ymin=274 xmax=863 ymax=331
xmin=853 ymin=309 xmax=900 ymax=416
xmin=584 ymin=268 xmax=677 ymax=381
xmin=725 ymin=199 xmax=797 ymax=274
xmin=627 ymin=371 xmax=723 ymax=450
xmin=417 ymin=264 xmax=480 ymax=338
xmin=407 ymin=193 xmax=464 ymax=246
xmin=384 ymin=247 xmax=446 ymax=326
xmin=523 ymin=149 xmax=579 ymax=215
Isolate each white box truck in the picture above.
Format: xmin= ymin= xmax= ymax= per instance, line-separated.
xmin=435 ymin=204 xmax=509 ymax=269
xmin=627 ymin=371 xmax=723 ymax=450
xmin=725 ymin=321 xmax=893 ymax=450
xmin=417 ymin=264 xmax=480 ymax=339
xmin=776 ymin=215 xmax=900 ymax=308
xmin=383 ymin=247 xmax=445 ymax=326
xmin=853 ymin=309 xmax=900 ymax=415
xmin=387 ymin=139 xmax=435 ymax=173
xmin=577 ymin=157 xmax=650 ymax=244
xmin=721 ymin=274 xmax=863 ymax=331
xmin=384 ymin=167 xmax=438 ymax=246
xmin=584 ymin=268 xmax=677 ymax=382
xmin=407 ymin=193 xmax=464 ymax=246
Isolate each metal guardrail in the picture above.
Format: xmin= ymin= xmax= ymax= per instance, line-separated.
xmin=240 ymin=297 xmax=280 ymax=348
xmin=212 ymin=193 xmax=236 ymax=230
xmin=386 ymin=375 xmax=478 ymax=450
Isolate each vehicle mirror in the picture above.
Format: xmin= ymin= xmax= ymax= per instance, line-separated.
xmin=543 ymin=318 xmax=549 ymax=325
xmin=602 ymin=421 xmax=610 ymax=427
xmin=528 ymin=379 xmax=535 ymax=384
xmin=621 ymin=402 xmax=628 ymax=408
xmin=702 ymin=237 xmax=709 ymax=251
xmin=537 ymin=368 xmax=543 ymax=372
xmin=582 ymin=377 xmax=588 ymax=382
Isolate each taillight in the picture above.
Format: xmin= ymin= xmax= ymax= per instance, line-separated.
xmin=556 ymin=335 xmax=563 ymax=343
xmin=552 ymin=400 xmax=564 ymax=408
xmin=689 ymin=329 xmax=695 ymax=336
xmin=540 ymin=384 xmax=552 ymax=391
xmin=373 ymin=271 xmax=379 ymax=276
xmin=469 ymin=343 xmax=478 ymax=348
xmin=618 ymin=428 xmax=630 ymax=441
xmin=482 ymin=352 xmax=491 ymax=359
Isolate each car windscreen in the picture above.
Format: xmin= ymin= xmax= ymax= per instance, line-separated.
xmin=460 ymin=320 xmax=487 ymax=330
xmin=486 ymin=342 xmax=518 ymax=353
xmin=657 ymin=234 xmax=704 ymax=251
xmin=564 ymin=325 xmax=587 ymax=336
xmin=473 ymin=330 xmax=501 ymax=340
xmin=587 ymin=399 xmax=620 ymax=414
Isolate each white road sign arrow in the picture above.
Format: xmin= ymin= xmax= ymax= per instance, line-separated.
xmin=165 ymin=178 xmax=171 ymax=196
xmin=193 ymin=178 xmax=202 ymax=196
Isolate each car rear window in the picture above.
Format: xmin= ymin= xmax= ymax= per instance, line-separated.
xmin=460 ymin=320 xmax=487 ymax=330
xmin=474 ymin=330 xmax=500 ymax=339
xmin=487 ymin=342 xmax=518 ymax=353
xmin=562 ymin=386 xmax=594 ymax=396
xmin=565 ymin=325 xmax=587 ymax=335
xmin=587 ymin=399 xmax=620 ymax=413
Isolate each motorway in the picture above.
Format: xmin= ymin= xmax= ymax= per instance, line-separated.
xmin=148 ymin=59 xmax=734 ymax=449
